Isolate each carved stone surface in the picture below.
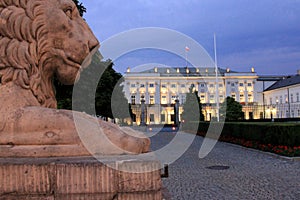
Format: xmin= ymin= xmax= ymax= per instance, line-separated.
xmin=0 ymin=0 xmax=150 ymax=157
xmin=0 ymin=156 xmax=162 ymax=200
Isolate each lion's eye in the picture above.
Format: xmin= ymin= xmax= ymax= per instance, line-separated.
xmin=64 ymin=8 xmax=73 ymax=19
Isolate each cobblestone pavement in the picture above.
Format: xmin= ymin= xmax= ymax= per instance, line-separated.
xmin=150 ymin=131 xmax=300 ymax=200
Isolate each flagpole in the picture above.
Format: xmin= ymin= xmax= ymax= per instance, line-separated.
xmin=214 ymin=34 xmax=220 ymax=122
xmin=185 ymin=46 xmax=188 ymax=67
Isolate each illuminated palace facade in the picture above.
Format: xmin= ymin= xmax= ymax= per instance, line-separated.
xmin=123 ymin=66 xmax=298 ymax=125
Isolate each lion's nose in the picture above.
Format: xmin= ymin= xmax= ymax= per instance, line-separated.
xmin=88 ymin=36 xmax=99 ymax=52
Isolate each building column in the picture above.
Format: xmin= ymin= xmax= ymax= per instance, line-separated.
xmin=155 ymin=81 xmax=160 ymax=104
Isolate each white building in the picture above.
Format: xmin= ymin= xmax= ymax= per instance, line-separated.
xmin=123 ymin=66 xmax=285 ymax=125
xmin=263 ymin=74 xmax=300 ymax=119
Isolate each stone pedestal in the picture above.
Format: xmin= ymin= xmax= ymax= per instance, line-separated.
xmin=0 ymin=155 xmax=162 ymax=200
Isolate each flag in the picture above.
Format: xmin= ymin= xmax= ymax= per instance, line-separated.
xmin=185 ymin=46 xmax=190 ymax=52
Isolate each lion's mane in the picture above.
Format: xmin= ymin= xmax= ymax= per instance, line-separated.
xmin=0 ymin=0 xmax=57 ymax=108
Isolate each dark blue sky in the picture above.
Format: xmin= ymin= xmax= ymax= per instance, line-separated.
xmin=81 ymin=0 xmax=300 ymax=75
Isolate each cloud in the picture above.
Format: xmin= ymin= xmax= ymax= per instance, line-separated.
xmin=81 ymin=0 xmax=300 ymax=75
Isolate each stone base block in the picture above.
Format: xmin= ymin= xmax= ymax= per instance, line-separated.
xmin=0 ymin=155 xmax=162 ymax=200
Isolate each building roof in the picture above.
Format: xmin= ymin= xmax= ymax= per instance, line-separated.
xmin=264 ymin=75 xmax=300 ymax=91
xmin=129 ymin=67 xmax=231 ymax=77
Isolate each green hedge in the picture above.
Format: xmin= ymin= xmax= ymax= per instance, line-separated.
xmin=184 ymin=122 xmax=300 ymax=147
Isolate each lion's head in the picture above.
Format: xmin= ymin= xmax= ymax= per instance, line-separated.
xmin=0 ymin=0 xmax=99 ymax=108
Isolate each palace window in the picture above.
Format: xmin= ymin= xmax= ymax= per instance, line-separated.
xmin=231 ymin=94 xmax=236 ymax=100
xmin=150 ymin=114 xmax=155 ymax=122
xmin=131 ymin=95 xmax=136 ymax=104
xmin=150 ymin=95 xmax=155 ymax=104
xmin=130 ymin=84 xmax=136 ymax=88
xmin=149 ymin=83 xmax=154 ymax=88
xmin=161 ymin=96 xmax=167 ymax=104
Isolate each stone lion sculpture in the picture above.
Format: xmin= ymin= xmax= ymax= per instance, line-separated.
xmin=0 ymin=0 xmax=150 ymax=157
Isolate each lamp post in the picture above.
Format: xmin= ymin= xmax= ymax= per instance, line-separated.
xmin=174 ymin=96 xmax=180 ymax=126
xmin=140 ymin=95 xmax=146 ymax=126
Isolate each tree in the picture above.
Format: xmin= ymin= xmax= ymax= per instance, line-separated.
xmin=94 ymin=60 xmax=130 ymax=119
xmin=181 ymin=87 xmax=204 ymax=122
xmin=72 ymin=0 xmax=86 ymax=17
xmin=220 ymin=96 xmax=244 ymax=121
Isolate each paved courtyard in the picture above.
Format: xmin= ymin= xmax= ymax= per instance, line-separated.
xmin=150 ymin=131 xmax=300 ymax=200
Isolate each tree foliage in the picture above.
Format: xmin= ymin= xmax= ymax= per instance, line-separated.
xmin=181 ymin=87 xmax=204 ymax=122
xmin=220 ymin=96 xmax=244 ymax=121
xmin=72 ymin=0 xmax=86 ymax=17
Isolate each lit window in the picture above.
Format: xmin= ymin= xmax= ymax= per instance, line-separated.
xmin=232 ymin=94 xmax=236 ymax=100
xmin=161 ymin=96 xmax=167 ymax=104
xmin=131 ymin=95 xmax=136 ymax=104
xmin=150 ymin=95 xmax=155 ymax=104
